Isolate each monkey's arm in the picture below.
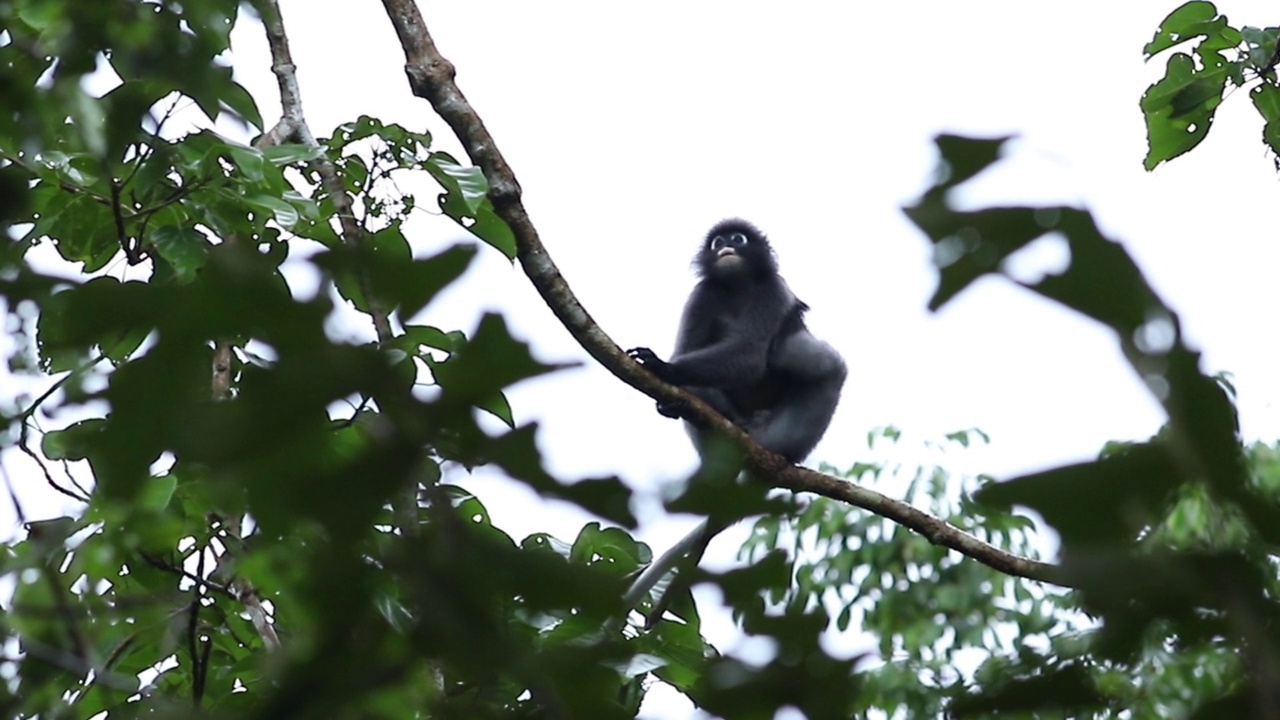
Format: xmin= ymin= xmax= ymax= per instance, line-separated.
xmin=626 ymin=344 xmax=770 ymax=388
xmin=628 ymin=285 xmax=791 ymax=387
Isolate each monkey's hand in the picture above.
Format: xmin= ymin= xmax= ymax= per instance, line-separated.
xmin=656 ymin=398 xmax=688 ymax=419
xmin=626 ymin=347 xmax=675 ymax=382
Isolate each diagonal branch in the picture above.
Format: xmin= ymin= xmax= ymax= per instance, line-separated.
xmin=376 ymin=0 xmax=1066 ymax=588
xmin=775 ymin=465 xmax=1061 ymax=582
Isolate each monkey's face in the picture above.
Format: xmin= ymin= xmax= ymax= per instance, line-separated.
xmin=706 ymin=231 xmax=751 ymax=274
xmin=696 ymin=219 xmax=778 ymax=281
xmin=711 ymin=230 xmax=747 ymax=270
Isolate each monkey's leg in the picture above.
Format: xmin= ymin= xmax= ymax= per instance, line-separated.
xmin=623 ymin=517 xmax=728 ymax=628
xmin=627 ymin=387 xmax=759 ymax=627
xmin=752 ymin=333 xmax=847 ymax=462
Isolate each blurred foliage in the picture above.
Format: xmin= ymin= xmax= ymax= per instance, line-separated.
xmin=1140 ymin=2 xmax=1280 ymax=169
xmin=1 ymin=2 xmax=1279 ymax=720
xmin=750 ymin=426 xmax=1280 ymax=719
xmin=898 ymin=130 xmax=1280 ymax=718
xmin=0 ymin=1 xmax=857 ymax=718
xmin=0 ymin=1 xmax=681 ymax=718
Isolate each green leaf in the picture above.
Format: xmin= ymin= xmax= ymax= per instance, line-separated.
xmin=397 ymin=324 xmax=466 ymax=354
xmin=138 ymin=473 xmax=178 ymax=512
xmin=151 ymin=225 xmax=210 ymax=283
xmin=1251 ymin=84 xmax=1280 ymax=157
xmin=1143 ymin=2 xmax=1227 ymax=57
xmin=37 ymin=276 xmax=158 ymax=372
xmin=227 ymin=144 xmax=265 ymax=183
xmin=40 ymin=193 xmax=120 ymax=272
xmin=222 ymin=79 xmax=264 ymax=129
xmin=978 ymin=443 xmax=1179 ymax=547
xmin=430 ymin=313 xmax=567 ymax=405
xmin=16 ymin=0 xmax=61 ymax=30
xmin=427 ymin=152 xmax=489 ymax=215
xmin=42 ymin=418 xmax=107 ymax=460
xmin=1241 ymin=25 xmax=1280 ymax=68
xmin=950 ymin=664 xmax=1105 ymax=717
xmin=648 ymin=616 xmax=711 ymax=691
xmin=1250 ymin=82 xmax=1280 ymax=122
xmin=428 ymin=152 xmax=517 ymax=258
xmin=477 ymin=390 xmax=515 ymax=428
xmin=1140 ymin=52 xmax=1227 ymax=169
xmin=611 ymin=653 xmax=668 ymax=679
xmin=262 ymin=143 xmax=325 ymax=166
xmin=320 ymin=241 xmax=476 ymax=319
xmin=246 ymin=193 xmax=300 ymax=228
xmin=570 ymin=522 xmax=647 ymax=575
xmin=101 ymin=326 xmax=149 ymax=365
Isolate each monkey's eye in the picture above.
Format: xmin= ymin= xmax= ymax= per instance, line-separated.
xmin=710 ymin=231 xmax=750 ymax=252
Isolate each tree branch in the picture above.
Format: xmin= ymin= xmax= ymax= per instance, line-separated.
xmin=376 ymin=0 xmax=1066 ymax=588
xmin=256 ymin=0 xmax=393 ymax=345
xmin=775 ymin=466 xmax=1062 ymax=582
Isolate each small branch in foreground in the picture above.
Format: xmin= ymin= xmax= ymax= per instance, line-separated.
xmin=18 ymin=437 xmax=90 ymax=504
xmin=377 ymin=0 xmax=1065 ymax=588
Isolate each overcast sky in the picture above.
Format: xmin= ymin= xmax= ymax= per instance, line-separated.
xmin=7 ymin=2 xmax=1280 ymax=717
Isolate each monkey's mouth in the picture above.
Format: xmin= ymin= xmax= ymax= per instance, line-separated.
xmin=716 ymin=248 xmax=739 ymax=260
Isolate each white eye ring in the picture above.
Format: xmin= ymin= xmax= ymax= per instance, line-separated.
xmin=730 ymin=233 xmax=747 ymax=244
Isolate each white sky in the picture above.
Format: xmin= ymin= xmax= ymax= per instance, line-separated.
xmin=6 ymin=2 xmax=1280 ymax=718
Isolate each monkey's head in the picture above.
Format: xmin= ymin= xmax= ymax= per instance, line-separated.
xmin=696 ymin=218 xmax=778 ymax=282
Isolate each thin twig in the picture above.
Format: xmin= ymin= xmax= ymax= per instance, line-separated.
xmin=12 ymin=352 xmax=104 ymax=502
xmin=15 ymin=353 xmax=96 ymax=499
xmin=0 ymin=463 xmax=27 ymax=526
xmin=139 ymin=552 xmax=237 ymax=599
xmin=108 ymin=180 xmax=143 ymax=264
xmin=1 ymin=153 xmax=112 ymax=205
xmin=377 ymin=0 xmax=1066 ymax=587
xmin=15 ymin=352 xmax=107 ymax=424
xmin=17 ymin=439 xmax=90 ymax=504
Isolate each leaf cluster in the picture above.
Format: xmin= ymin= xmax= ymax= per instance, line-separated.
xmin=899 ymin=134 xmax=1280 ymax=718
xmin=1140 ymin=1 xmax=1280 ymax=169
